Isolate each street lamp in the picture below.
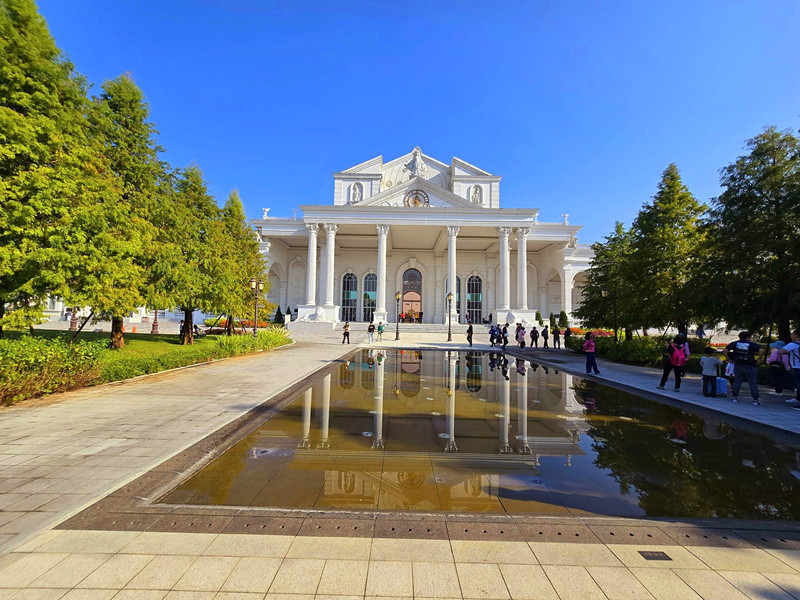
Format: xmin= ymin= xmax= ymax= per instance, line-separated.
xmin=395 ymin=291 xmax=401 ymax=341
xmin=250 ymin=277 xmax=264 ymax=338
xmin=601 ymin=287 xmax=618 ymax=343
xmin=446 ymin=292 xmax=454 ymax=342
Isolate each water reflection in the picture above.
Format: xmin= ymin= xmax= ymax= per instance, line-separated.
xmin=162 ymin=350 xmax=800 ymax=518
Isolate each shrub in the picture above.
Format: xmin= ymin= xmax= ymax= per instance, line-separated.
xmin=535 ymin=311 xmax=543 ymax=325
xmin=273 ymin=306 xmax=283 ymax=324
xmin=558 ymin=311 xmax=569 ymax=329
xmin=549 ymin=312 xmax=557 ymax=329
xmin=0 ymin=337 xmax=106 ymax=405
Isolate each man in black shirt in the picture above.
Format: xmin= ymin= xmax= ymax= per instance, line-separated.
xmin=725 ymin=331 xmax=764 ymax=405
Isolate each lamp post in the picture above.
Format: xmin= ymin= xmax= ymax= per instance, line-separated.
xmin=601 ymin=287 xmax=618 ymax=343
xmin=250 ymin=277 xmax=264 ymax=338
xmin=395 ymin=291 xmax=401 ymax=341
xmin=446 ymin=292 xmax=453 ymax=342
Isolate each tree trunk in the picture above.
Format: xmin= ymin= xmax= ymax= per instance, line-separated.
xmin=111 ymin=316 xmax=125 ymax=349
xmin=625 ymin=327 xmax=633 ymax=341
xmin=0 ymin=301 xmax=4 ymax=338
xmin=181 ymin=308 xmax=194 ymax=345
xmin=225 ymin=313 xmax=234 ymax=336
xmin=778 ymin=318 xmax=791 ymax=342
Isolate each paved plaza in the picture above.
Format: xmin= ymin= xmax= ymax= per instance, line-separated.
xmin=2 ymin=330 xmax=800 ymax=599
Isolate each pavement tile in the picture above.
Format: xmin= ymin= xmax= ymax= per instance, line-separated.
xmin=766 ymin=549 xmax=800 ymax=573
xmin=316 ymin=559 xmax=369 ymax=595
xmin=606 ymin=545 xmax=709 ymax=570
xmin=413 ymin=561 xmax=462 ymax=598
xmin=173 ymin=556 xmax=240 ymax=592
xmin=370 ymin=538 xmax=453 ymax=562
xmin=587 ymin=566 xmax=654 ymax=600
xmin=286 ymin=535 xmax=371 ymax=560
xmin=674 ymin=569 xmax=751 ymax=600
xmin=268 ymin=558 xmax=325 ymax=595
xmin=365 ymin=560 xmax=414 ymax=597
xmin=721 ymin=571 xmax=797 ymax=600
xmin=30 ymin=553 xmax=112 ymax=588
xmin=686 ymin=546 xmax=798 ymax=574
xmin=124 ymin=555 xmax=196 ymax=590
xmin=60 ymin=590 xmax=117 ymax=600
xmin=764 ymin=573 xmax=800 ymax=599
xmin=0 ymin=511 xmax=58 ymax=534
xmin=498 ymin=564 xmax=558 ymax=600
xmin=0 ymin=552 xmax=69 ymax=588
xmin=38 ymin=530 xmax=139 ymax=554
xmin=78 ymin=554 xmax=155 ymax=589
xmin=541 ymin=565 xmax=607 ymax=600
xmin=203 ymin=534 xmax=292 ymax=558
xmin=162 ymin=593 xmax=216 ymax=600
xmin=220 ymin=557 xmax=282 ymax=594
xmin=110 ymin=592 xmax=167 ymax=600
xmin=630 ymin=569 xmax=702 ymax=600
xmin=213 ymin=594 xmax=265 ymax=600
xmin=119 ymin=531 xmax=217 ymax=555
xmin=13 ymin=529 xmax=66 ymax=552
xmin=1 ymin=589 xmax=70 ymax=600
xmin=450 ymin=540 xmax=536 ymax=565
xmin=530 ymin=542 xmax=622 ymax=567
xmin=456 ymin=563 xmax=509 ymax=599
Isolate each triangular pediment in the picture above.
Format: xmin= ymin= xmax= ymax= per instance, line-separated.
xmin=354 ymin=177 xmax=480 ymax=209
xmin=338 ymin=155 xmax=383 ymax=175
xmin=451 ymin=156 xmax=493 ymax=177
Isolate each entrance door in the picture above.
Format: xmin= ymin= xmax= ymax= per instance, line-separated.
xmin=402 ymin=268 xmax=422 ymax=322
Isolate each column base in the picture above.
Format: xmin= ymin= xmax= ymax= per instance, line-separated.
xmin=372 ymin=310 xmax=388 ymax=324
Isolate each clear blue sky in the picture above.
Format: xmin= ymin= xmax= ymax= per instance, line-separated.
xmin=38 ymin=0 xmax=799 ymax=244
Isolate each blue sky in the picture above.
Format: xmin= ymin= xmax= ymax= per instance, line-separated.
xmin=38 ymin=1 xmax=799 ymax=244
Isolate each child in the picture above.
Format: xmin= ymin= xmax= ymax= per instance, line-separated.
xmin=767 ymin=341 xmax=790 ymax=395
xmin=699 ymin=347 xmax=721 ymax=397
xmin=583 ymin=332 xmax=600 ymax=375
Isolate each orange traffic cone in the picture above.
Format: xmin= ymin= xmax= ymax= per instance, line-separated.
xmin=132 ymin=326 xmax=137 ymax=333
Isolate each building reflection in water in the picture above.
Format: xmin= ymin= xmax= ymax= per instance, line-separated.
xmin=161 ymin=349 xmax=800 ymax=519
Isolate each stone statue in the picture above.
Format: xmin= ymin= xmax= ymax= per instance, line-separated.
xmin=352 ymin=184 xmax=361 ymax=204
xmin=262 ymin=208 xmax=270 ymax=219
xmin=471 ymin=186 xmax=481 ymax=204
xmin=404 ymin=146 xmax=428 ymax=179
xmin=314 ymin=306 xmax=326 ymax=322
xmin=562 ymin=213 xmax=569 ymax=225
xmin=568 ymin=233 xmax=578 ymax=248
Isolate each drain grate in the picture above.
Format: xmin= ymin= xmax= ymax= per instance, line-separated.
xmin=638 ymin=550 xmax=672 ymax=561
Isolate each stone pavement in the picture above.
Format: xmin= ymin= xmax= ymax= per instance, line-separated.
xmin=0 ymin=339 xmax=352 ymax=555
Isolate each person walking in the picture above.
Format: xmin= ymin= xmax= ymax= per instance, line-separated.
xmin=564 ymin=327 xmax=572 ymax=344
xmin=377 ymin=322 xmax=384 ymax=341
xmin=552 ymin=326 xmax=561 ymax=349
xmin=489 ymin=325 xmax=497 ymax=347
xmin=779 ymin=330 xmax=800 ymax=408
xmin=516 ymin=324 xmax=526 ymax=349
xmin=466 ymin=323 xmax=474 ymax=347
xmin=501 ymin=324 xmax=509 ymax=351
xmin=767 ymin=341 xmax=790 ymax=396
xmin=530 ymin=326 xmax=539 ymax=348
xmin=699 ymin=347 xmax=721 ymax=397
xmin=367 ymin=321 xmax=376 ymax=344
xmin=658 ymin=334 xmax=687 ymax=392
xmin=725 ymin=331 xmax=764 ymax=405
xmin=583 ymin=332 xmax=600 ymax=375
xmin=342 ymin=322 xmax=350 ymax=345
xmin=542 ymin=325 xmax=550 ymax=349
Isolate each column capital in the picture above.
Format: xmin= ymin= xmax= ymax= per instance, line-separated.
xmin=324 ymin=223 xmax=338 ymax=235
xmin=446 ymin=225 xmax=460 ymax=237
xmin=515 ymin=227 xmax=531 ymax=240
xmin=306 ymin=223 xmax=319 ymax=234
xmin=497 ymin=227 xmax=513 ymax=238
xmin=376 ymin=224 xmax=390 ymax=236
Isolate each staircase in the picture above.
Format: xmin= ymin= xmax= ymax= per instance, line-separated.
xmin=350 ymin=323 xmax=491 ymax=334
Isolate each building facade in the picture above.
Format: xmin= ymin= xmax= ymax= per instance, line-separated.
xmin=253 ymin=147 xmax=592 ymax=327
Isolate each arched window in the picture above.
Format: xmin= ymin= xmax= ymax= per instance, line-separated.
xmin=363 ymin=273 xmax=377 ymax=322
xmin=360 ymin=349 xmax=374 ymax=391
xmin=341 ymin=273 xmax=358 ymax=322
xmin=466 ymin=351 xmax=482 ymax=393
xmin=444 ymin=276 xmax=461 ymax=315
xmin=467 ymin=275 xmax=483 ymax=324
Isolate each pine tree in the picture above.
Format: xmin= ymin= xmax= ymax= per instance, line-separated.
xmin=558 ymin=311 xmax=569 ymax=329
xmin=0 ymin=0 xmax=104 ymax=336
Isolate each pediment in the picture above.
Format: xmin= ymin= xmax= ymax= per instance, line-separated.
xmin=451 ymin=156 xmax=493 ymax=177
xmin=355 ymin=177 xmax=480 ymax=209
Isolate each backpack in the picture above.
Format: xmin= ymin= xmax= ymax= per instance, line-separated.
xmin=670 ymin=344 xmax=687 ymax=367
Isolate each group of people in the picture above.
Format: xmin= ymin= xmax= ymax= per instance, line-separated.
xmin=344 ymin=321 xmax=387 ymax=344
xmin=487 ymin=352 xmax=556 ymax=380
xmin=487 ymin=323 xmax=569 ymax=351
xmin=658 ymin=329 xmax=800 ymax=408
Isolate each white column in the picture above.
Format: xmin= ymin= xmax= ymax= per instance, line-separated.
xmin=373 ymin=355 xmax=385 ymax=449
xmin=562 ymin=267 xmax=573 ymax=320
xmin=317 ymin=373 xmax=331 ymax=449
xmin=304 ymin=224 xmax=318 ymax=306
xmin=500 ymin=370 xmax=511 ymax=454
xmin=516 ymin=228 xmax=530 ymax=310
xmin=323 ymin=224 xmax=337 ymax=306
xmin=299 ymin=388 xmax=312 ymax=448
xmin=445 ymin=351 xmax=458 ymax=452
xmin=447 ymin=226 xmax=460 ymax=319
xmin=517 ymin=368 xmax=531 ymax=454
xmin=376 ymin=225 xmax=389 ymax=320
xmin=498 ymin=227 xmax=512 ymax=313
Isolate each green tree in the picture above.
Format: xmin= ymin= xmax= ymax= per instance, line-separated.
xmin=549 ymin=312 xmax=556 ymax=329
xmin=78 ymin=74 xmax=166 ymax=349
xmin=218 ymin=190 xmax=269 ymax=336
xmin=629 ymin=164 xmax=706 ymax=334
xmin=558 ymin=310 xmax=569 ymax=329
xmin=694 ymin=128 xmax=800 ymax=340
xmin=0 ymin=0 xmax=103 ymax=336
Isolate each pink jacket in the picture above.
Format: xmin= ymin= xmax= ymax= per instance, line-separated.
xmin=768 ymin=349 xmax=791 ymax=369
xmin=583 ymin=339 xmax=595 ymax=353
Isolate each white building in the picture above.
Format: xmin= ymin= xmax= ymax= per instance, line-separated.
xmin=253 ymin=147 xmax=592 ymax=328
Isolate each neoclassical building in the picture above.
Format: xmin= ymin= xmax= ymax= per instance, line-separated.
xmin=253 ymin=147 xmax=592 ymax=327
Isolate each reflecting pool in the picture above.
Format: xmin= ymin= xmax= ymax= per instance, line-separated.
xmin=161 ymin=350 xmax=800 ymax=519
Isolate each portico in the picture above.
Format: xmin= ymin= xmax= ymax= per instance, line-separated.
xmin=253 ymin=147 xmax=592 ymax=328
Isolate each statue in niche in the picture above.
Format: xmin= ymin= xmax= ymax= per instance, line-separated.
xmin=471 ymin=186 xmax=482 ymax=204
xmin=568 ymin=233 xmax=578 ymax=248
xmin=351 ymin=183 xmax=362 ymax=204
xmin=404 ymin=146 xmax=428 ymax=179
